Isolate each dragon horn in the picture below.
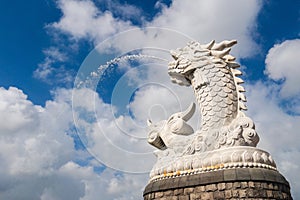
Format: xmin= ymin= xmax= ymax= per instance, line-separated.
xmin=201 ymin=40 xmax=215 ymax=50
xmin=147 ymin=119 xmax=152 ymax=126
xmin=211 ymin=48 xmax=231 ymax=58
xmin=212 ymin=40 xmax=237 ymax=50
xmin=180 ymin=103 xmax=196 ymax=121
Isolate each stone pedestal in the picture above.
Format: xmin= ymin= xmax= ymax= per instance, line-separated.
xmin=143 ymin=168 xmax=292 ymax=200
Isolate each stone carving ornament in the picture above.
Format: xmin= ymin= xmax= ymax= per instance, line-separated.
xmin=147 ymin=40 xmax=277 ymax=181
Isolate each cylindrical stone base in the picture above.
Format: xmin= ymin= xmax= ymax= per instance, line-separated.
xmin=143 ymin=168 xmax=292 ymax=200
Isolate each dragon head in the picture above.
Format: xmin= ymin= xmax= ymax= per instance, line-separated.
xmin=168 ymin=40 xmax=237 ymax=86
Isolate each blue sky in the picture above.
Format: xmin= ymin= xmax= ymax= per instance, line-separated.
xmin=0 ymin=0 xmax=299 ymax=199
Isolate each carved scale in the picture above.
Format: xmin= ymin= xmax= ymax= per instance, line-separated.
xmin=147 ymin=40 xmax=276 ymax=182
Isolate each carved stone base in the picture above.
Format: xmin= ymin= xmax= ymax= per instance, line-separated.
xmin=150 ymin=146 xmax=276 ymax=181
xmin=143 ymin=168 xmax=292 ymax=200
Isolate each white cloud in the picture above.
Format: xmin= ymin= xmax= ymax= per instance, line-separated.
xmin=43 ymin=47 xmax=68 ymax=62
xmin=0 ymin=87 xmax=75 ymax=176
xmin=106 ymin=1 xmax=143 ymax=21
xmin=51 ymin=0 xmax=134 ymax=43
xmin=265 ymin=39 xmax=300 ymax=98
xmin=0 ymin=87 xmax=80 ymax=199
xmin=34 ymin=47 xmax=74 ymax=85
xmin=246 ymin=82 xmax=300 ymax=199
xmin=149 ymin=0 xmax=262 ymax=58
xmin=0 ymin=86 xmax=150 ymax=199
xmin=0 ymin=87 xmax=42 ymax=133
xmin=34 ymin=59 xmax=54 ymax=81
xmin=72 ymin=86 xmax=156 ymax=173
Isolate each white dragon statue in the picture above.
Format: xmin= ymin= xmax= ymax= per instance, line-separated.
xmin=147 ymin=40 xmax=277 ymax=181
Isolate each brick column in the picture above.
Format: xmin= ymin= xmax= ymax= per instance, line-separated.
xmin=143 ymin=168 xmax=292 ymax=200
